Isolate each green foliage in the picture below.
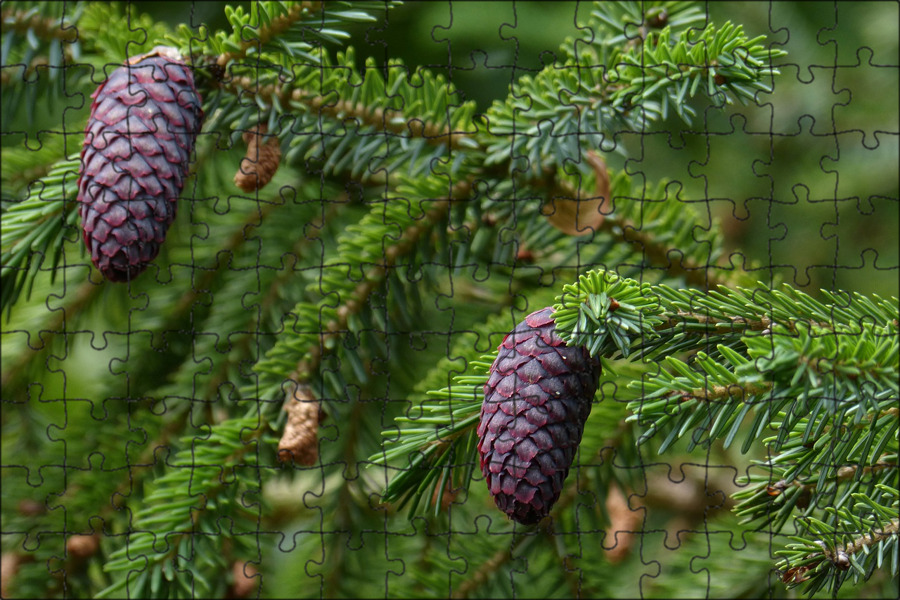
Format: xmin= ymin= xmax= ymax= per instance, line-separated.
xmin=552 ymin=269 xmax=664 ymax=357
xmin=97 ymin=415 xmax=264 ymax=599
xmin=169 ymin=1 xmax=398 ymax=65
xmin=0 ymin=2 xmax=84 ymax=126
xmin=0 ymin=155 xmax=80 ymax=314
xmin=380 ymin=267 xmax=898 ymax=596
xmin=79 ymin=2 xmax=170 ymax=62
xmin=482 ymin=0 xmax=786 ymax=176
xmin=2 ymin=1 xmax=896 ymax=599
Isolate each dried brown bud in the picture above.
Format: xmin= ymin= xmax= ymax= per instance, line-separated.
xmin=277 ymin=384 xmax=321 ymax=465
xmin=515 ymin=247 xmax=535 ymax=262
xmin=17 ymin=499 xmax=44 ymax=516
xmin=781 ymin=565 xmax=810 ymax=584
xmin=603 ymin=484 xmax=641 ymax=563
xmin=646 ymin=9 xmax=669 ymax=28
xmin=2 ymin=553 xmax=21 ymax=598
xmin=230 ymin=561 xmax=259 ymax=598
xmin=66 ymin=534 xmax=100 ymax=560
xmin=766 ymin=479 xmax=787 ymax=496
xmin=832 ymin=551 xmax=851 ymax=570
xmin=234 ymin=124 xmax=282 ymax=192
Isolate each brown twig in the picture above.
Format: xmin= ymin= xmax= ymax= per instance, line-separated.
xmin=216 ymin=2 xmax=324 ymax=67
xmin=288 ymin=182 xmax=470 ymax=384
xmin=222 ymin=76 xmax=474 ymax=152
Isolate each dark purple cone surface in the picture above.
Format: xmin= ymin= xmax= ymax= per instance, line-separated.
xmin=477 ymin=307 xmax=601 ymax=525
xmin=77 ymin=54 xmax=203 ymax=281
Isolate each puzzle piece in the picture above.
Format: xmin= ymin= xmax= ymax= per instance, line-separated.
xmin=2 ymin=2 xmax=897 ymax=599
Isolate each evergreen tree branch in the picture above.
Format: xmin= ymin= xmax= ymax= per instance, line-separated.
xmin=5 ymin=2 xmax=894 ymax=598
xmin=219 ymin=68 xmax=475 ymax=153
xmin=480 ymin=1 xmax=786 ymax=177
xmin=834 ymin=518 xmax=898 ymax=562
xmin=0 ymin=0 xmax=79 ymax=124
xmin=214 ymin=1 xmax=327 ymax=67
xmin=775 ymin=491 xmax=899 ymax=595
xmin=177 ymin=1 xmax=399 ymax=67
xmin=97 ymin=415 xmax=264 ymax=599
xmin=252 ymin=173 xmax=469 ymax=403
xmin=1 ymin=4 xmax=79 ymax=42
xmin=376 ymin=266 xmax=897 ymax=595
xmin=544 ymin=173 xmax=741 ymax=289
xmin=75 ymin=2 xmax=168 ymax=60
xmin=0 ymin=278 xmax=100 ymax=391
xmin=0 ymin=155 xmax=80 ymax=316
xmin=156 ymin=194 xmax=342 ymax=406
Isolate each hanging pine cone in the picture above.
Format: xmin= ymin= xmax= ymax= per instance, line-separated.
xmin=477 ymin=307 xmax=601 ymax=524
xmin=77 ymin=47 xmax=203 ymax=281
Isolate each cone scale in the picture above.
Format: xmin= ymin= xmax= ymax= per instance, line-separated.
xmin=77 ymin=48 xmax=203 ymax=281
xmin=477 ymin=307 xmax=601 ymax=524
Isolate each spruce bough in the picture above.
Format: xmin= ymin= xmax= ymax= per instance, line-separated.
xmin=2 ymin=2 xmax=895 ymax=598
xmin=382 ymin=268 xmax=898 ymax=595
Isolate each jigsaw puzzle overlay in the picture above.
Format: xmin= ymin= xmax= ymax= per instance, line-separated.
xmin=1 ymin=2 xmax=897 ymax=598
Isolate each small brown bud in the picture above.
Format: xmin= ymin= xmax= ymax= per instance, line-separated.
xmin=832 ymin=551 xmax=851 ymax=570
xmin=234 ymin=124 xmax=282 ymax=192
xmin=516 ymin=247 xmax=535 ymax=262
xmin=766 ymin=479 xmax=787 ymax=496
xmin=17 ymin=499 xmax=44 ymax=516
xmin=66 ymin=533 xmax=100 ymax=560
xmin=647 ymin=10 xmax=668 ymax=28
xmin=278 ymin=384 xmax=321 ymax=465
xmin=781 ymin=565 xmax=810 ymax=584
xmin=230 ymin=561 xmax=259 ymax=598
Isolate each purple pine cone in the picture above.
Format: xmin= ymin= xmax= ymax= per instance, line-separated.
xmin=77 ymin=50 xmax=203 ymax=281
xmin=477 ymin=307 xmax=601 ymax=525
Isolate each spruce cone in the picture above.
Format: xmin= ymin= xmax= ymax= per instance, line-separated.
xmin=77 ymin=48 xmax=203 ymax=281
xmin=477 ymin=307 xmax=601 ymax=524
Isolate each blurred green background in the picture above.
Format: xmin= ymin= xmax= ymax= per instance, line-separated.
xmin=2 ymin=4 xmax=897 ymax=598
xmin=136 ymin=0 xmax=899 ymax=297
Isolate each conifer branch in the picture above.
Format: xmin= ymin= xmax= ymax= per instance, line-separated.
xmin=220 ymin=74 xmax=473 ymax=153
xmin=0 ymin=155 xmax=80 ymax=315
xmin=835 ymin=518 xmax=899 ymax=561
xmin=0 ymin=5 xmax=77 ymax=42
xmin=289 ymin=195 xmax=455 ymax=385
xmin=377 ymin=266 xmax=897 ymax=594
xmin=97 ymin=415 xmax=264 ymax=599
xmin=4 ymin=2 xmax=894 ymax=598
xmin=775 ymin=490 xmax=899 ymax=594
xmin=0 ymin=278 xmax=99 ymax=391
xmin=215 ymin=1 xmax=324 ymax=67
xmin=552 ymin=175 xmax=738 ymax=289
